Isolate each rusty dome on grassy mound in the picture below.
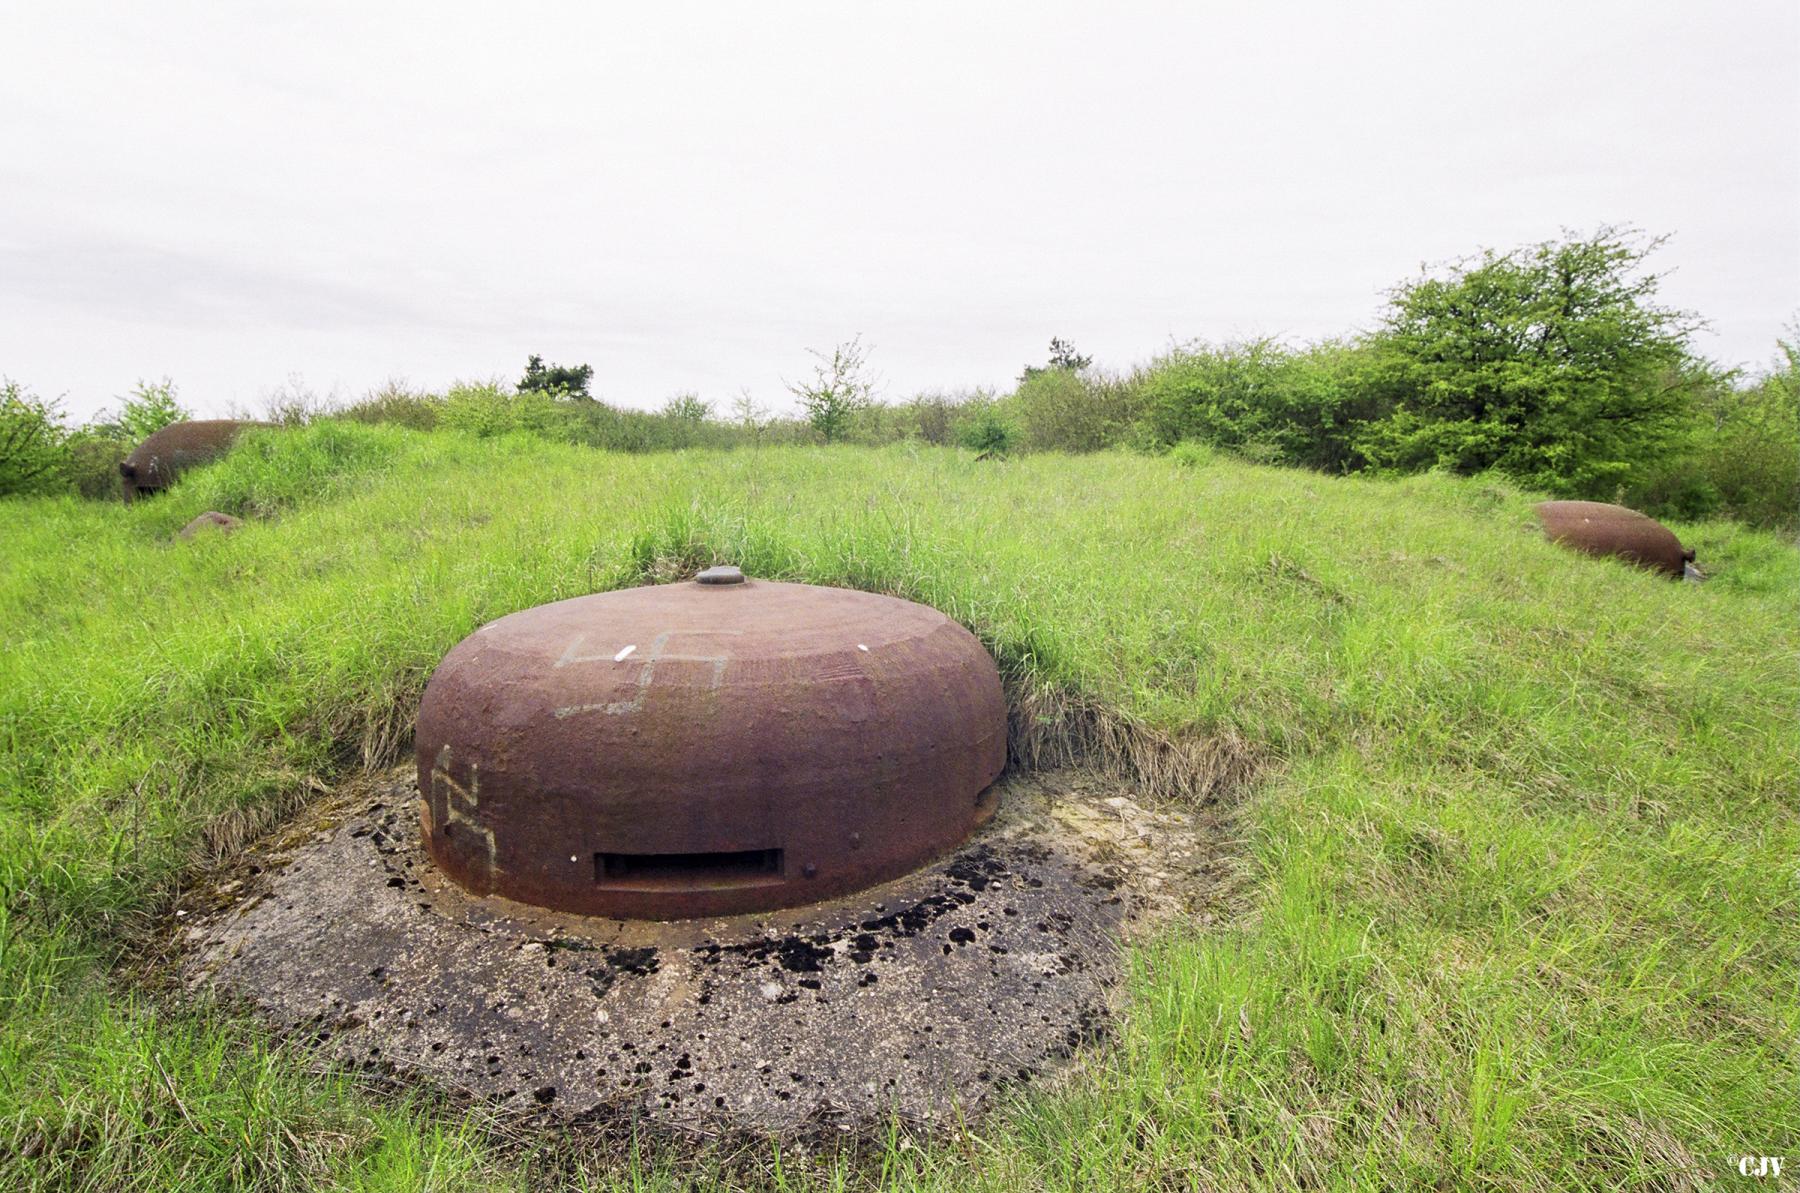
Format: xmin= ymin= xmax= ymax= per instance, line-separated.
xmin=415 ymin=568 xmax=1008 ymax=920
xmin=1534 ymin=500 xmax=1693 ymax=579
xmin=119 ymin=419 xmax=264 ymax=503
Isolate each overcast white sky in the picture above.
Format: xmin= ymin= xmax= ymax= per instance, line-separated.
xmin=2 ymin=1 xmax=1795 ymax=422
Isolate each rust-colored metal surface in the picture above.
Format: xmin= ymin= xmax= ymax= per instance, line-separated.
xmin=415 ymin=574 xmax=1008 ymax=919
xmin=120 ymin=420 xmax=261 ymax=502
xmin=1534 ymin=500 xmax=1692 ymax=578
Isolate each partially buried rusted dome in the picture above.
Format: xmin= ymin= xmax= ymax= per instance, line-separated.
xmin=416 ymin=568 xmax=1008 ymax=919
xmin=1534 ymin=500 xmax=1693 ymax=578
xmin=120 ymin=419 xmax=262 ymax=503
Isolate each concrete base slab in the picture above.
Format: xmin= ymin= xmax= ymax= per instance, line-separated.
xmin=182 ymin=768 xmax=1216 ymax=1136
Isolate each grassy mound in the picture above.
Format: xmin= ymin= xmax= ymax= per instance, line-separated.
xmin=1 ymin=424 xmax=1794 ymax=1189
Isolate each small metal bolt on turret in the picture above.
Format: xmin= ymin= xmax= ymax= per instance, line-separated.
xmin=696 ymin=565 xmax=746 ymax=585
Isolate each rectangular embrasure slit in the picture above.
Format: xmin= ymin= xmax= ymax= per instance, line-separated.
xmin=595 ymin=848 xmax=784 ymax=890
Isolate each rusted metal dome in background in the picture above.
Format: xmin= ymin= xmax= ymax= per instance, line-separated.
xmin=1534 ymin=500 xmax=1694 ymax=579
xmin=416 ymin=568 xmax=1008 ymax=919
xmin=120 ymin=419 xmax=262 ymax=503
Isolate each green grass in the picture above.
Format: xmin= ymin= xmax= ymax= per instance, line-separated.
xmin=1 ymin=424 xmax=1795 ymax=1190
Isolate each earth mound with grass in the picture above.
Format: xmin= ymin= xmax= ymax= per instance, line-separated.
xmin=1 ymin=423 xmax=1795 ymax=1189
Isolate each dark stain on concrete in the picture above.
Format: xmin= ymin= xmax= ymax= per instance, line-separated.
xmin=182 ymin=769 xmax=1219 ymax=1138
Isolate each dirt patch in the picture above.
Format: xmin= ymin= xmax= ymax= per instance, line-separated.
xmin=180 ymin=767 xmax=1229 ymax=1139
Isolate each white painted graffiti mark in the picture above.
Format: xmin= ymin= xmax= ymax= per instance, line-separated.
xmin=429 ymin=743 xmax=498 ymax=879
xmin=554 ymin=633 xmax=622 ymax=669
xmin=553 ymin=629 xmax=742 ymax=718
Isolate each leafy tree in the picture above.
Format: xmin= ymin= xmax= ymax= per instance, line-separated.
xmin=1020 ymin=337 xmax=1092 ymax=383
xmin=517 ymin=354 xmax=594 ymax=400
xmin=0 ymin=380 xmax=72 ymax=497
xmin=1357 ymin=227 xmax=1701 ymax=496
xmin=112 ymin=377 xmax=190 ymax=441
xmin=789 ymin=337 xmax=876 ymax=443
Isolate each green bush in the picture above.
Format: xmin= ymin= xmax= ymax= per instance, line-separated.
xmin=899 ymin=391 xmax=959 ymax=445
xmin=1697 ymin=390 xmax=1799 ymax=530
xmin=659 ymin=393 xmax=713 ymax=422
xmin=61 ymin=429 xmax=133 ymax=500
xmin=58 ymin=378 xmax=192 ymax=499
xmin=346 ymin=381 xmax=788 ymax=454
xmin=1625 ymin=342 xmax=1800 ymax=530
xmin=956 ymin=402 xmax=1017 ymax=458
xmin=554 ymin=398 xmax=746 ymax=452
xmin=844 ymin=389 xmax=1006 ymax=448
xmin=1139 ymin=339 xmax=1379 ymax=471
xmin=0 ymin=380 xmax=72 ymax=497
xmin=438 ymin=382 xmax=559 ymax=438
xmin=3 ymin=378 xmax=198 ymax=503
xmin=1014 ymin=368 xmax=1143 ymax=453
xmin=845 ymin=400 xmax=910 ymax=445
xmin=1704 ymin=340 xmax=1799 ymax=529
xmin=340 ymin=381 xmax=444 ymax=430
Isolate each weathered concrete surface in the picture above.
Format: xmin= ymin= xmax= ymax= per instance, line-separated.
xmin=182 ymin=768 xmax=1219 ymax=1137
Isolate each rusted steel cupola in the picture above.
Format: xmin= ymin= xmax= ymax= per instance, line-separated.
xmin=119 ymin=419 xmax=263 ymax=502
xmin=415 ymin=568 xmax=1008 ymax=919
xmin=1534 ymin=500 xmax=1694 ymax=579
